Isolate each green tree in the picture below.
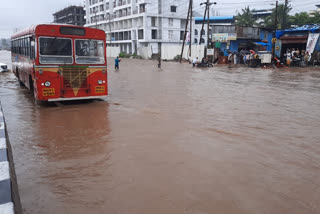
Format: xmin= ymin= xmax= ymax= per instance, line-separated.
xmin=259 ymin=4 xmax=292 ymax=29
xmin=309 ymin=11 xmax=320 ymax=24
xmin=277 ymin=4 xmax=292 ymax=29
xmin=1 ymin=39 xmax=9 ymax=49
xmin=289 ymin=12 xmax=312 ymax=26
xmin=235 ymin=7 xmax=257 ymax=27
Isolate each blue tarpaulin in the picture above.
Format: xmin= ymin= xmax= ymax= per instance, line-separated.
xmin=276 ymin=24 xmax=320 ymax=38
xmin=254 ymin=42 xmax=270 ymax=46
xmin=195 ymin=16 xmax=234 ymax=22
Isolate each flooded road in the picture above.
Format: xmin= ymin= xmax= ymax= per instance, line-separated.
xmin=1 ymin=50 xmax=320 ymax=213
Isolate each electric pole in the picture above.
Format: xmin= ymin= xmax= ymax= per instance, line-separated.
xmin=189 ymin=0 xmax=193 ymax=58
xmin=207 ymin=0 xmax=210 ymax=50
xmin=199 ymin=1 xmax=216 ymax=58
xmin=283 ymin=0 xmax=288 ymax=30
xmin=272 ymin=0 xmax=278 ymax=58
xmin=180 ymin=0 xmax=192 ymax=63
xmin=199 ymin=2 xmax=207 ymax=45
xmin=158 ymin=0 xmax=162 ymax=68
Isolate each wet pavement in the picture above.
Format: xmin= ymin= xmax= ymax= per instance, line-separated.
xmin=1 ymin=50 xmax=320 ymax=214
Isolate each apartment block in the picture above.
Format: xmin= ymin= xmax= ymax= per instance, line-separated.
xmin=53 ymin=6 xmax=86 ymax=26
xmin=84 ymin=0 xmax=189 ymax=54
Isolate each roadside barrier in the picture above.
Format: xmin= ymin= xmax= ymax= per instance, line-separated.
xmin=0 ymin=102 xmax=22 ymax=214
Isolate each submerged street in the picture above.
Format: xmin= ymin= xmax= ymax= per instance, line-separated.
xmin=1 ymin=50 xmax=320 ymax=213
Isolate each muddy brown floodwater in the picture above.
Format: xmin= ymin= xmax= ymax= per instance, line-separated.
xmin=1 ymin=50 xmax=320 ymax=214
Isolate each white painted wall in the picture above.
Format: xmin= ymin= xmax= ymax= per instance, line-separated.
xmin=161 ymin=44 xmax=205 ymax=60
xmin=107 ymin=46 xmax=120 ymax=57
xmin=137 ymin=46 xmax=153 ymax=59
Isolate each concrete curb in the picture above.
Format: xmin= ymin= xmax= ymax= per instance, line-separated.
xmin=0 ymin=103 xmax=22 ymax=214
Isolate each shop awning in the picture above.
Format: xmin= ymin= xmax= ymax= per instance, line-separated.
xmin=280 ymin=35 xmax=308 ymax=44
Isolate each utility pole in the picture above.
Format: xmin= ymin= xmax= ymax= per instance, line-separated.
xmin=188 ymin=0 xmax=193 ymax=58
xmin=180 ymin=0 xmax=192 ymax=63
xmin=207 ymin=0 xmax=210 ymax=50
xmin=272 ymin=0 xmax=278 ymax=58
xmin=199 ymin=1 xmax=216 ymax=58
xmin=199 ymin=2 xmax=207 ymax=45
xmin=283 ymin=0 xmax=288 ymax=30
xmin=158 ymin=0 xmax=162 ymax=68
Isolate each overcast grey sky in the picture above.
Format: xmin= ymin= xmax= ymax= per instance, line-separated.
xmin=0 ymin=0 xmax=317 ymax=38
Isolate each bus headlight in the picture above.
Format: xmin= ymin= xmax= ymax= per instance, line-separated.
xmin=44 ymin=81 xmax=51 ymax=87
xmin=98 ymin=80 xmax=103 ymax=85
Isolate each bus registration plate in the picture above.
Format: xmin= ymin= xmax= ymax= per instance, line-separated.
xmin=95 ymin=86 xmax=105 ymax=93
xmin=43 ymin=88 xmax=55 ymax=96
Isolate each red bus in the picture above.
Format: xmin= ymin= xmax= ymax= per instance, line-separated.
xmin=11 ymin=24 xmax=108 ymax=102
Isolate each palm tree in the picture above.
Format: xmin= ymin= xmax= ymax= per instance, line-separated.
xmin=258 ymin=4 xmax=292 ymax=29
xmin=235 ymin=7 xmax=257 ymax=27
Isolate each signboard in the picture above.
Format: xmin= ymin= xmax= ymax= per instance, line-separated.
xmin=43 ymin=88 xmax=55 ymax=96
xmin=95 ymin=86 xmax=105 ymax=93
xmin=275 ymin=40 xmax=282 ymax=58
xmin=212 ymin=33 xmax=237 ymax=42
xmin=306 ymin=33 xmax=320 ymax=54
xmin=228 ymin=33 xmax=237 ymax=40
xmin=207 ymin=49 xmax=214 ymax=56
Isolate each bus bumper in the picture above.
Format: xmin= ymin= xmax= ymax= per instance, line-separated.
xmin=47 ymin=95 xmax=108 ymax=102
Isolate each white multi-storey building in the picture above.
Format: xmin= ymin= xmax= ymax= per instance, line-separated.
xmin=84 ymin=0 xmax=189 ymax=54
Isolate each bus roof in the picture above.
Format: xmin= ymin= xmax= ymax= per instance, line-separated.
xmin=11 ymin=24 xmax=105 ymax=40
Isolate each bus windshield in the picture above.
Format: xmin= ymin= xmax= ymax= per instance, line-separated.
xmin=75 ymin=39 xmax=105 ymax=64
xmin=39 ymin=37 xmax=73 ymax=64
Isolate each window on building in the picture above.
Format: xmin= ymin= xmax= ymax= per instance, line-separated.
xmin=152 ymin=30 xmax=157 ymax=39
xmin=180 ymin=19 xmax=186 ymax=28
xmin=170 ymin=6 xmax=177 ymax=12
xmin=180 ymin=31 xmax=185 ymax=40
xmin=168 ymin=18 xmax=173 ymax=27
xmin=168 ymin=30 xmax=173 ymax=40
xmin=194 ymin=38 xmax=198 ymax=44
xmin=138 ymin=29 xmax=144 ymax=39
xmin=100 ymin=5 xmax=104 ymax=11
xmin=195 ymin=29 xmax=198 ymax=35
xmin=151 ymin=17 xmax=156 ymax=27
xmin=140 ymin=4 xmax=146 ymax=13
xmin=200 ymin=38 xmax=205 ymax=44
xmin=201 ymin=29 xmax=205 ymax=35
xmin=106 ymin=2 xmax=109 ymax=10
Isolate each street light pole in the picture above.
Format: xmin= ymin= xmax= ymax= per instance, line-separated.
xmin=272 ymin=0 xmax=278 ymax=58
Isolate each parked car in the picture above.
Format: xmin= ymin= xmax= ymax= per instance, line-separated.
xmin=0 ymin=63 xmax=8 ymax=72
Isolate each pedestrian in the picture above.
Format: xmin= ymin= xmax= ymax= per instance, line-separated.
xmin=228 ymin=51 xmax=232 ymax=68
xmin=304 ymin=51 xmax=310 ymax=66
xmin=192 ymin=57 xmax=198 ymax=67
xmin=115 ymin=56 xmax=121 ymax=71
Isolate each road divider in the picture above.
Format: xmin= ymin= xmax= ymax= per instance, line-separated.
xmin=0 ymin=102 xmax=22 ymax=214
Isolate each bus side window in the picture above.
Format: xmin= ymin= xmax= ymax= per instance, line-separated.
xmin=22 ymin=38 xmax=24 ymax=56
xmin=30 ymin=38 xmax=35 ymax=59
xmin=24 ymin=38 xmax=26 ymax=56
xmin=27 ymin=37 xmax=30 ymax=58
xmin=19 ymin=39 xmax=22 ymax=55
